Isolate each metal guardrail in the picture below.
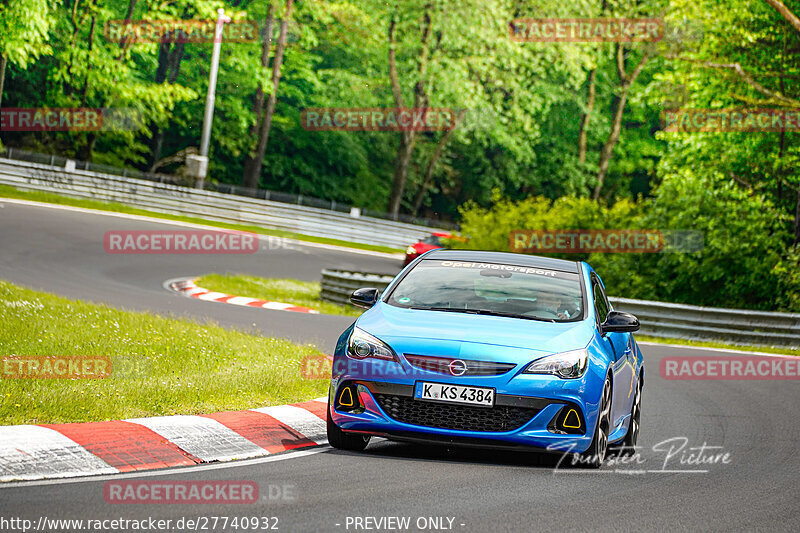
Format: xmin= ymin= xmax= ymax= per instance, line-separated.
xmin=321 ymin=269 xmax=396 ymax=305
xmin=0 ymin=156 xmax=443 ymax=249
xmin=320 ymin=270 xmax=800 ymax=348
xmin=0 ymin=147 xmax=457 ymax=229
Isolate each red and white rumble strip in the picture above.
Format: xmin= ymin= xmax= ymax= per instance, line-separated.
xmin=169 ymin=279 xmax=319 ymax=314
xmin=0 ymin=398 xmax=328 ymax=482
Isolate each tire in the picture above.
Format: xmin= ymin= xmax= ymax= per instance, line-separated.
xmin=614 ymin=373 xmax=642 ymax=456
xmin=578 ymin=375 xmax=612 ymax=468
xmin=326 ymin=402 xmax=370 ymax=451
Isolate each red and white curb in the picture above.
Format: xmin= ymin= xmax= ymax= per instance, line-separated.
xmin=0 ymin=397 xmax=328 ymax=483
xmin=167 ymin=278 xmax=320 ymax=314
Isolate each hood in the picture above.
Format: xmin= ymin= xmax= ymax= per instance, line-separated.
xmin=356 ymin=302 xmax=593 ymax=360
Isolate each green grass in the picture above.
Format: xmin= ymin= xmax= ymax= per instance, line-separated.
xmin=636 ymin=335 xmax=799 ymax=356
xmin=0 ymin=280 xmax=329 ymax=425
xmin=196 ymin=273 xmax=363 ymax=317
xmin=0 ymin=184 xmax=403 ymax=255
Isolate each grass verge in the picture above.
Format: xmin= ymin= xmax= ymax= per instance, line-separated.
xmin=0 ymin=280 xmax=329 ymax=425
xmin=0 ymin=184 xmax=403 ymax=255
xmin=195 ymin=274 xmax=363 ymax=317
xmin=636 ymin=335 xmax=799 ymax=356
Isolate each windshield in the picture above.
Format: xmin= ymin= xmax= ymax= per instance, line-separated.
xmin=387 ymin=259 xmax=583 ymax=322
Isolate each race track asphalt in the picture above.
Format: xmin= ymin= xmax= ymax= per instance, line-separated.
xmin=1 ymin=199 xmax=799 ymax=532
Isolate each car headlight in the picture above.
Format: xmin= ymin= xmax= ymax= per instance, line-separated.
xmin=406 ymin=246 xmax=417 ymax=255
xmin=347 ymin=327 xmax=397 ymax=361
xmin=523 ymin=349 xmax=588 ymax=379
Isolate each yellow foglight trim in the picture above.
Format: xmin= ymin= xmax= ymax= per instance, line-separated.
xmin=563 ymin=409 xmax=581 ymax=429
xmin=339 ymin=387 xmax=355 ymax=407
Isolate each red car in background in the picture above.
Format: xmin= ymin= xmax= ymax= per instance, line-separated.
xmin=403 ymin=232 xmax=463 ymax=266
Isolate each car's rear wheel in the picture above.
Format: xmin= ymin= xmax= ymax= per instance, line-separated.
xmin=326 ymin=402 xmax=370 ymax=451
xmin=578 ymin=376 xmax=611 ymax=468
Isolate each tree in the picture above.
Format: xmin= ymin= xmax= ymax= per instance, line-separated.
xmin=242 ymin=0 xmax=294 ymax=189
xmin=0 ymin=0 xmax=53 ymax=114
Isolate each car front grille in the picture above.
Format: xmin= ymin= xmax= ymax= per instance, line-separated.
xmin=404 ymin=354 xmax=516 ymax=376
xmin=374 ymin=394 xmax=539 ymax=432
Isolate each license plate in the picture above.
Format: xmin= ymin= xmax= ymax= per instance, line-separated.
xmin=414 ymin=381 xmax=495 ymax=407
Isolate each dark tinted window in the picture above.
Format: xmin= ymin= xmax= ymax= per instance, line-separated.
xmin=593 ymin=279 xmax=609 ymax=322
xmin=387 ymin=259 xmax=584 ymax=322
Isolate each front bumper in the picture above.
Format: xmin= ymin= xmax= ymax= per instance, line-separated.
xmin=330 ymin=379 xmax=596 ymax=454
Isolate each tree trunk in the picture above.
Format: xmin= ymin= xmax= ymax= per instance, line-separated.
xmin=795 ymin=185 xmax=800 ymax=245
xmin=147 ymin=41 xmax=185 ymax=169
xmin=118 ymin=0 xmax=139 ymax=53
xmin=0 ymin=54 xmax=7 ymax=113
xmin=389 ymin=136 xmax=417 ymax=216
xmin=243 ymin=0 xmax=292 ymax=190
xmin=577 ymin=0 xmax=605 ymax=166
xmin=386 ymin=7 xmax=433 ymax=217
xmin=412 ymin=109 xmax=465 ymax=214
xmin=243 ymin=4 xmax=276 ymax=185
xmin=593 ymin=91 xmax=628 ymax=200
xmin=762 ymin=0 xmax=800 ymax=34
xmin=578 ymin=68 xmax=596 ymax=165
xmin=592 ymin=44 xmax=650 ymax=200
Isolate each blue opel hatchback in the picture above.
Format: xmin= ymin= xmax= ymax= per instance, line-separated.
xmin=327 ymin=250 xmax=643 ymax=467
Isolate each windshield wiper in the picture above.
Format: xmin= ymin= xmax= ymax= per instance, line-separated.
xmin=409 ymin=306 xmax=473 ymax=313
xmin=469 ymin=309 xmax=558 ymax=322
xmin=410 ymin=307 xmax=557 ymax=322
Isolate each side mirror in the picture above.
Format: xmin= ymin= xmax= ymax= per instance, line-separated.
xmin=350 ymin=288 xmax=381 ymax=309
xmin=601 ymin=310 xmax=640 ymax=333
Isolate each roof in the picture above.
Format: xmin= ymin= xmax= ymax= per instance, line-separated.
xmin=422 ymin=249 xmax=580 ymax=273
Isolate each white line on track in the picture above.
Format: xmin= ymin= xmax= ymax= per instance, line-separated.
xmin=0 ymin=446 xmax=333 ymax=489
xmin=637 ymin=341 xmax=798 ymax=358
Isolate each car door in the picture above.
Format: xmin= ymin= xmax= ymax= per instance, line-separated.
xmin=591 ymin=275 xmax=634 ymax=430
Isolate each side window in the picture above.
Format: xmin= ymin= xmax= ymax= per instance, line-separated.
xmin=592 ymin=279 xmax=609 ymax=324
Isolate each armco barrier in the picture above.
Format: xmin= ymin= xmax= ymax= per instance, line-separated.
xmin=0 ymin=157 xmax=441 ymax=249
xmin=320 ymin=270 xmax=800 ymax=348
xmin=320 ymin=269 xmax=396 ymax=305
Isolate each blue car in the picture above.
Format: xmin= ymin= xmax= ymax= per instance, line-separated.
xmin=327 ymin=250 xmax=643 ymax=467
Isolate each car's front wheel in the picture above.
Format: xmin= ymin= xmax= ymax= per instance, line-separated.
xmin=578 ymin=375 xmax=611 ymax=468
xmin=616 ymin=373 xmax=642 ymax=456
xmin=326 ymin=402 xmax=370 ymax=451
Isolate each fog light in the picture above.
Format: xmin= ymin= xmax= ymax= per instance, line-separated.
xmin=335 ymin=382 xmax=363 ymax=413
xmin=548 ymin=404 xmax=585 ymax=435
xmin=563 ymin=409 xmax=581 ymax=429
xmin=339 ymin=387 xmax=354 ymax=407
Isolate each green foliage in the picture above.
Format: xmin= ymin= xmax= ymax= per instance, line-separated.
xmin=1 ymin=0 xmax=799 ymax=311
xmin=453 ymin=192 xmax=641 ymax=255
xmin=456 ymin=169 xmax=799 ymax=312
xmin=0 ymin=0 xmax=53 ymax=67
